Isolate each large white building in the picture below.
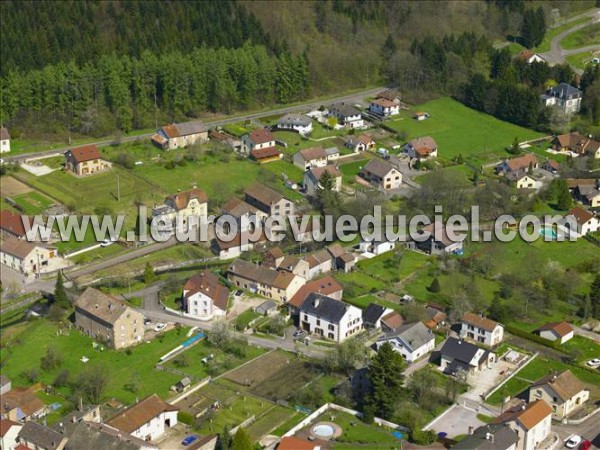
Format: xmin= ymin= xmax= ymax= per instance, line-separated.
xmin=540 ymin=83 xmax=582 ymax=115
xmin=0 ymin=237 xmax=58 ymax=276
xmin=459 ymin=312 xmax=504 ymax=347
xmin=182 ymin=271 xmax=230 ymax=321
xmin=299 ymin=293 xmax=362 ymax=342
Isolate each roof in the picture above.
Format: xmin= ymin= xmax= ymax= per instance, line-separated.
xmin=534 ymin=321 xmax=573 ymax=338
xmin=362 ymin=303 xmax=388 ymax=325
xmin=303 ymin=248 xmax=332 ymax=269
xmin=278 ymin=436 xmax=316 ymax=450
xmin=501 ymin=154 xmax=538 ymax=172
xmin=553 ymin=133 xmax=600 ymax=155
xmin=17 ymin=422 xmax=65 ymax=450
xmin=0 ymin=375 xmax=9 ymax=386
xmin=547 ymin=83 xmax=582 ymax=99
xmin=543 ymin=159 xmax=560 ymax=170
xmin=184 ymin=271 xmax=230 ymax=311
xmin=330 ymin=102 xmax=361 ymax=117
xmin=299 ymin=293 xmax=352 ymax=323
xmin=381 ymin=311 xmax=404 ymax=331
xmin=567 ymin=207 xmax=595 ymax=225
xmin=250 ymin=147 xmax=281 ymax=160
xmin=288 ymin=275 xmax=343 ymax=308
xmin=264 ymin=247 xmax=285 ymax=261
xmin=496 ymin=399 xmax=552 ymax=431
xmin=349 ymin=134 xmax=374 ymax=146
xmin=256 ymin=300 xmax=278 ymax=314
xmin=376 ymin=89 xmax=400 ymax=101
xmin=461 ymin=312 xmax=500 ymax=332
xmin=247 ymin=128 xmax=275 ymax=145
xmin=74 ymin=287 xmax=134 ymax=325
xmin=407 ymin=136 xmax=438 ymax=156
xmin=213 ymin=230 xmax=267 ymax=251
xmin=65 ymin=421 xmax=156 ymax=450
xmin=222 ymin=197 xmax=261 ymax=218
xmin=228 ymin=259 xmax=296 ymax=290
xmin=66 ymin=145 xmax=101 ymax=163
xmin=0 ymin=387 xmax=45 ymax=417
xmin=381 ymin=322 xmax=434 ymax=351
xmin=452 ymin=423 xmax=519 ymax=450
xmin=0 ymin=236 xmax=36 ymax=259
xmin=307 ymin=165 xmax=342 ymax=181
xmin=160 ymin=121 xmax=206 ymax=138
xmin=278 ymin=113 xmax=312 ymax=127
xmin=0 ymin=127 xmax=10 ymax=140
xmin=167 ymin=188 xmax=208 ymax=210
xmin=566 ymin=178 xmax=598 ymax=189
xmin=361 ymin=158 xmax=396 ymax=178
xmin=245 ymin=183 xmax=284 ymax=206
xmin=371 ymin=98 xmax=396 ymax=108
xmin=0 ymin=419 xmax=21 ymax=437
xmin=530 ymin=370 xmax=585 ymax=402
xmin=440 ymin=338 xmax=484 ymax=365
xmin=107 ymin=394 xmax=178 ymax=434
xmin=0 ymin=211 xmax=32 ymax=238
xmin=297 ymin=146 xmax=327 ymax=162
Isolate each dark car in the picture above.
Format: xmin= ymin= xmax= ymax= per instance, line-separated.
xmin=181 ymin=435 xmax=198 ymax=446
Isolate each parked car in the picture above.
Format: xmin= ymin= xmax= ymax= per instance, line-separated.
xmin=586 ymin=358 xmax=600 ymax=367
xmin=181 ymin=435 xmax=198 ymax=446
xmin=100 ymin=239 xmax=114 ymax=247
xmin=578 ymin=441 xmax=592 ymax=450
xmin=566 ymin=435 xmax=582 ymax=449
xmin=153 ymin=323 xmax=166 ymax=332
xmin=144 ymin=318 xmax=152 ymax=325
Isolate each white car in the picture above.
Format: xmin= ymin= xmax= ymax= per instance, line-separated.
xmin=100 ymin=239 xmax=115 ymax=247
xmin=586 ymin=358 xmax=600 ymax=367
xmin=565 ymin=435 xmax=582 ymax=448
xmin=153 ymin=323 xmax=166 ymax=332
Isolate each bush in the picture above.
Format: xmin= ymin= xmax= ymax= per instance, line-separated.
xmin=53 ymin=369 xmax=70 ymax=387
xmin=178 ymin=411 xmax=194 ymax=425
xmin=410 ymin=428 xmax=437 ymax=445
xmin=428 ymin=277 xmax=441 ymax=293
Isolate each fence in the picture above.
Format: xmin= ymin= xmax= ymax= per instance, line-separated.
xmin=484 ymin=352 xmax=539 ymax=401
xmin=229 ymin=415 xmax=256 ymax=436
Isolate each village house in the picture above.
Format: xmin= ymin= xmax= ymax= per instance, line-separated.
xmin=424 ymin=304 xmax=447 ymax=330
xmin=328 ymin=243 xmax=356 ymax=272
xmin=249 ymin=145 xmax=282 ymax=163
xmin=575 ymin=184 xmax=600 ymax=208
xmin=74 ymin=287 xmax=144 ymax=349
xmin=376 ymin=322 xmax=435 ymax=362
xmin=287 ymin=275 xmax=343 ymax=314
xmin=150 ymin=121 xmax=208 ymax=150
xmin=183 ymin=271 xmax=230 ymax=320
xmin=276 ymin=113 xmax=313 ymax=135
xmin=551 ymin=132 xmax=600 ymax=158
xmin=328 ymin=103 xmax=364 ymax=128
xmin=17 ymin=421 xmax=67 ymax=450
xmin=359 ymin=159 xmax=402 ymax=191
xmin=403 ymin=136 xmax=438 ymax=159
xmin=151 ymin=187 xmax=208 ymax=231
xmin=303 ymin=245 xmax=355 ymax=279
xmin=1 ymin=386 xmax=46 ymax=423
xmin=533 ymin=321 xmax=574 ymax=344
xmin=540 ymin=83 xmax=582 ymax=115
xmin=563 ymin=207 xmax=599 ymax=237
xmin=107 ymin=395 xmax=178 ymax=442
xmin=220 ymin=197 xmax=267 ymax=233
xmin=0 ymin=237 xmax=58 ymax=276
xmin=507 ymin=171 xmax=542 ymax=190
xmin=496 ymin=154 xmax=538 ymax=175
xmin=361 ymin=303 xmax=393 ymax=329
xmin=209 ymin=129 xmax=242 ymax=152
xmin=495 ymin=400 xmax=553 ymax=450
xmin=293 ymin=146 xmax=329 ymax=170
xmin=460 ymin=312 xmax=504 ymax=347
xmin=298 ymin=293 xmax=363 ymax=342
xmin=242 ymin=128 xmax=276 ymax=155
xmin=358 ymin=238 xmax=395 ymax=256
xmin=380 ymin=311 xmax=404 ymax=333
xmin=408 ymin=222 xmax=465 ymax=255
xmin=64 ymin=145 xmax=112 ymax=176
xmin=273 ymin=254 xmax=310 ymax=279
xmin=517 ymin=49 xmax=547 ymax=64
xmin=62 ymin=421 xmax=158 ymax=450
xmin=528 ymin=370 xmax=589 ymax=420
xmin=0 ymin=127 xmax=10 ymax=153
xmin=438 ymin=337 xmax=496 ymax=376
xmin=0 ymin=210 xmax=39 ymax=241
xmin=0 ymin=376 xmax=11 ymax=396
xmin=376 ymin=89 xmax=401 ymax=103
xmin=368 ymin=98 xmax=400 ymax=117
xmin=244 ymin=183 xmax=294 ymax=218
xmin=345 ymin=134 xmax=375 ymax=153
xmin=452 ymin=423 xmax=519 ymax=450
xmin=227 ymin=259 xmax=304 ymax=302
xmin=541 ymin=160 xmax=560 ymax=174
xmin=0 ymin=419 xmax=22 ymax=450
xmin=211 ymin=230 xmax=267 ymax=260
xmin=304 ymin=165 xmax=342 ymax=197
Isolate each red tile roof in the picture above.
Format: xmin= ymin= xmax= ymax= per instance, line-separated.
xmin=167 ymin=188 xmax=208 ymax=210
xmin=535 ymin=321 xmax=573 ymax=338
xmin=183 ymin=271 xmax=230 ymax=311
xmin=0 ymin=210 xmax=32 ymax=238
xmin=496 ymin=399 xmax=552 ymax=431
xmin=567 ymin=207 xmax=595 ymax=226
xmin=0 ymin=419 xmax=21 ymax=437
xmin=278 ymin=436 xmax=316 ymax=450
xmin=288 ymin=275 xmax=342 ymax=308
xmin=250 ymin=147 xmax=281 ymax=160
xmin=461 ymin=312 xmax=500 ymax=332
xmin=248 ymin=128 xmax=275 ymax=145
xmin=107 ymin=394 xmax=178 ymax=434
xmin=67 ymin=145 xmax=101 ymax=163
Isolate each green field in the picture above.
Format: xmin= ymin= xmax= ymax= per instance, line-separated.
xmin=10 ymin=191 xmax=54 ymax=215
xmin=384 ymin=98 xmax=544 ymax=165
xmin=566 ymin=52 xmax=598 ymax=70
xmin=338 ymin=157 xmax=372 ymax=185
xmin=560 ymin=22 xmax=600 ymax=50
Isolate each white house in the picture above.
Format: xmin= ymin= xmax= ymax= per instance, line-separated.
xmin=376 ymin=322 xmax=435 ymax=362
xmin=358 ymin=239 xmax=395 ymax=256
xmin=0 ymin=419 xmax=22 ymax=450
xmin=328 ymin=103 xmax=364 ymax=128
xmin=345 ymin=134 xmax=375 ymax=153
xmin=299 ymin=293 xmax=363 ymax=342
xmin=152 ymin=187 xmax=208 ymax=232
xmin=241 ymin=128 xmax=276 ymax=155
xmin=563 ymin=207 xmax=599 ymax=236
xmin=359 ymin=159 xmax=402 ymax=191
xmin=277 ymin=113 xmax=313 ymax=135
xmin=107 ymin=395 xmax=178 ymax=442
xmin=498 ymin=400 xmax=553 ymax=450
xmin=533 ymin=321 xmax=574 ymax=344
xmin=293 ymin=147 xmax=329 ymax=170
xmin=183 ymin=271 xmax=230 ymax=320
xmin=0 ymin=237 xmax=58 ymax=276
xmin=368 ymin=98 xmax=399 ymax=117
xmin=0 ymin=127 xmax=10 ymax=153
xmin=540 ymin=83 xmax=582 ymax=115
xmin=459 ymin=312 xmax=504 ymax=347
xmin=304 ymin=165 xmax=342 ymax=197
xmin=528 ymin=370 xmax=589 ymax=420
xmin=438 ymin=338 xmax=495 ymax=376
xmin=511 ymin=173 xmax=542 ymax=190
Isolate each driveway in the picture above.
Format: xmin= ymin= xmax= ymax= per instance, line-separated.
xmin=424 ymin=403 xmax=485 ymax=438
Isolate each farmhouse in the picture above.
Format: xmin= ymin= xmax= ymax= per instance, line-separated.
xmin=276 ymin=113 xmax=313 ymax=135
xmin=293 ymin=146 xmax=329 ymax=170
xmin=0 ymin=127 xmax=10 ymax=153
xmin=152 ymin=187 xmax=208 ymax=230
xmin=563 ymin=207 xmax=599 ymax=236
xmin=0 ymin=237 xmax=58 ymax=276
xmin=438 ymin=337 xmax=495 ymax=376
xmin=359 ymin=159 xmax=402 ymax=190
xmin=183 ymin=271 xmax=230 ymax=320
xmin=17 ymin=421 xmax=67 ymax=450
xmin=533 ymin=321 xmax=574 ymax=344
xmin=376 ymin=322 xmax=435 ymax=362
xmin=0 ymin=210 xmax=37 ymax=241
xmin=408 ymin=222 xmax=465 ymax=255
xmin=459 ymin=312 xmax=504 ymax=347
xmin=540 ymin=83 xmax=582 ymax=115
xmin=244 ymin=183 xmax=294 ymax=218
xmin=368 ymin=98 xmax=399 ymax=117
xmin=496 ymin=154 xmax=538 ymax=174
xmin=151 ymin=121 xmax=208 ymax=150
xmin=107 ymin=394 xmax=178 ymax=442
xmin=551 ymin=132 xmax=600 ymax=158
xmin=404 ymin=136 xmax=438 ymax=159
xmin=64 ymin=145 xmax=112 ymax=176
xmin=345 ymin=134 xmax=375 ymax=152
xmin=227 ymin=259 xmax=304 ymax=302
xmin=453 ymin=423 xmax=519 ymax=450
xmin=299 ymin=293 xmax=363 ymax=342
xmin=0 ymin=386 xmax=46 ymax=422
xmin=304 ymin=165 xmax=342 ymax=197
xmin=328 ymin=103 xmax=364 ymax=128
xmin=287 ymin=275 xmax=343 ymax=313
xmin=528 ymin=370 xmax=589 ymax=420
xmin=242 ymin=128 xmax=276 ymax=155
xmin=495 ymin=400 xmax=553 ymax=450
xmin=74 ymin=287 xmax=144 ymax=349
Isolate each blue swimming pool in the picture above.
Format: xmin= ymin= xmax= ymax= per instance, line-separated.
xmin=540 ymin=228 xmax=557 ymax=239
xmin=182 ymin=332 xmax=206 ymax=347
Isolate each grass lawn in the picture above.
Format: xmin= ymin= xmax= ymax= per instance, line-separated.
xmin=0 ymin=320 xmax=190 ymax=403
xmin=10 ymin=191 xmax=54 ymax=215
xmin=338 ymin=158 xmax=371 ymax=185
xmin=271 ymin=411 xmax=306 ymax=436
xmin=246 ymin=405 xmax=297 ymax=441
xmin=384 ymin=98 xmax=544 ymax=165
xmin=235 ymin=309 xmax=261 ymax=330
xmin=310 ymin=411 xmax=398 ymax=447
xmin=561 ymin=336 xmax=600 ymax=363
xmin=566 ymin=52 xmax=598 ymax=71
xmin=560 ymin=22 xmax=600 ymax=50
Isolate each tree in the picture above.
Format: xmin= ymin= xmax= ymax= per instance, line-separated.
xmin=510 ymin=137 xmax=521 ymax=155
xmin=76 ymin=366 xmax=109 ymax=403
xmin=324 ymin=338 xmax=369 ymax=375
xmin=408 ymin=369 xmax=438 ymax=405
xmin=556 ymin=179 xmax=572 ymax=210
xmin=218 ymin=426 xmax=231 ymax=450
xmin=488 ymin=294 xmax=506 ymax=322
xmin=591 ymin=274 xmax=600 ymax=319
xmin=41 ymin=346 xmax=63 ymax=372
xmin=521 ymin=7 xmax=546 ymax=48
xmin=54 ymin=271 xmax=69 ymax=308
xmin=365 ymin=342 xmax=405 ymax=420
xmin=428 ymin=277 xmax=441 ymax=293
xmin=231 ymin=428 xmax=252 ymax=450
xmin=143 ymin=262 xmax=156 ymax=284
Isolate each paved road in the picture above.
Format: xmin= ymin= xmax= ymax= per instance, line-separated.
xmin=3 ymin=87 xmax=385 ymax=162
xmin=572 ymin=325 xmax=600 ymax=344
xmin=554 ymin=414 xmax=600 ymax=447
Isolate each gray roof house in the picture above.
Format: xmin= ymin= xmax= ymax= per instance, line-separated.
xmin=540 ymin=83 xmax=582 ymax=114
xmin=277 ymin=114 xmax=313 ymax=135
xmin=362 ymin=303 xmax=391 ymax=329
xmin=17 ymin=421 xmax=67 ymax=450
xmin=376 ymin=322 xmax=435 ymax=362
xmin=299 ymin=293 xmax=363 ymax=342
xmin=438 ymin=337 xmax=495 ymax=376
xmin=452 ymin=423 xmax=519 ymax=450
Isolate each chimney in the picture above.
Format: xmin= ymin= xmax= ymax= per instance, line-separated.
xmin=314 ymin=298 xmax=320 ymax=308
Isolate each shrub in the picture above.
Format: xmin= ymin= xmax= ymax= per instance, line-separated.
xmin=178 ymin=411 xmax=194 ymax=425
xmin=428 ymin=277 xmax=441 ymax=293
xmin=410 ymin=428 xmax=437 ymax=445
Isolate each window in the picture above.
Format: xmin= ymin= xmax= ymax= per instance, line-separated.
xmin=328 ymin=324 xmax=334 ymax=331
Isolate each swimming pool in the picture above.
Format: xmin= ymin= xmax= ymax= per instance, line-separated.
xmin=539 ymin=227 xmax=557 ymax=239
